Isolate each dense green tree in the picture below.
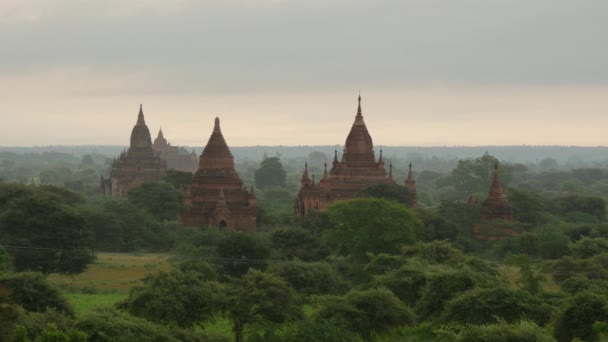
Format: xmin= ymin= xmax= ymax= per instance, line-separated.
xmin=277 ymin=320 xmax=360 ymax=342
xmin=0 ymin=273 xmax=74 ymax=316
xmin=216 ymin=232 xmax=271 ymax=278
xmin=415 ymin=269 xmax=478 ymax=319
xmin=508 ymin=189 xmax=551 ymax=226
xmin=555 ymin=194 xmax=606 ymax=221
xmin=569 ymin=237 xmax=608 ymax=259
xmin=162 ymin=170 xmax=193 ymax=190
xmin=324 ymin=198 xmax=420 ymax=261
xmin=271 ymin=228 xmax=329 ymax=261
xmin=536 ymin=226 xmax=570 ymax=260
xmin=223 ymin=269 xmax=303 ymax=342
xmin=553 ymin=290 xmax=608 ymax=342
xmin=0 ymin=246 xmax=11 ymax=273
xmin=447 ymin=153 xmax=512 ymax=193
xmin=123 ymin=270 xmax=223 ymax=328
xmin=254 ymin=157 xmax=286 ymax=189
xmin=357 ymin=183 xmax=416 ymax=207
xmin=369 ymin=264 xmax=428 ymax=306
xmin=127 ymin=181 xmax=184 ymax=221
xmin=268 ymin=261 xmax=349 ymax=296
xmin=0 ymin=193 xmax=94 ymax=274
xmin=441 ymin=287 xmax=552 ymax=326
xmin=79 ymin=200 xmax=171 ymax=252
xmin=314 ymin=288 xmax=415 ymax=341
xmin=560 ymin=276 xmax=608 ymax=295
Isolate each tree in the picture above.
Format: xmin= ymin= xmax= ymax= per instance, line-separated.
xmin=415 ymin=270 xmax=478 ymax=319
xmin=271 ymin=228 xmax=330 ymax=261
xmin=314 ymin=288 xmax=415 ymax=341
xmin=569 ymin=237 xmax=608 ymax=259
xmin=357 ymin=183 xmax=416 ymax=207
xmin=223 ymin=269 xmax=303 ymax=342
xmin=553 ymin=290 xmax=608 ymax=342
xmin=254 ymin=157 xmax=286 ymax=189
xmin=0 ymin=193 xmax=94 ymax=274
xmin=127 ymin=181 xmax=184 ymax=221
xmin=268 ymin=261 xmax=349 ymax=296
xmin=162 ymin=170 xmax=193 ymax=190
xmin=123 ymin=270 xmax=222 ymax=328
xmin=323 ymin=198 xmax=421 ymax=261
xmin=441 ymin=287 xmax=551 ymax=326
xmin=0 ymin=273 xmax=74 ymax=316
xmin=448 ymin=153 xmax=512 ymax=193
xmin=216 ymin=232 xmax=271 ymax=278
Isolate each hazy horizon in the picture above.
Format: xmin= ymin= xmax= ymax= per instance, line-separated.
xmin=2 ymin=1 xmax=607 ymax=147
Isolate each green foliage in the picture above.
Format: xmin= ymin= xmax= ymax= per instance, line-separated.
xmin=560 ymin=276 xmax=608 ymax=295
xmin=536 ymin=226 xmax=570 ymax=260
xmin=551 ymin=253 xmax=608 ymax=282
xmin=508 ymin=189 xmax=552 ymax=226
xmin=506 ymin=254 xmax=542 ymax=294
xmin=555 ymin=194 xmax=606 ymax=220
xmin=0 ymin=184 xmax=94 ymax=274
xmin=127 ymin=181 xmax=184 ymax=221
xmin=277 ymin=320 xmax=361 ymax=342
xmin=255 ymin=157 xmax=286 ymax=189
xmin=216 ymin=232 xmax=271 ymax=278
xmin=453 ymin=320 xmax=556 ymax=342
xmin=370 ymin=263 xmax=428 ymax=307
xmin=28 ymin=323 xmax=86 ymax=342
xmin=75 ymin=308 xmax=197 ymax=342
xmin=268 ymin=261 xmax=349 ymax=296
xmin=0 ymin=273 xmax=74 ymax=316
xmin=569 ymin=237 xmax=608 ymax=259
xmin=314 ymin=288 xmax=415 ymax=341
xmin=162 ymin=170 xmax=193 ymax=189
xmin=415 ymin=270 xmax=477 ymax=319
xmin=357 ymin=183 xmax=415 ymax=207
xmin=441 ymin=287 xmax=552 ymax=326
xmin=223 ymin=269 xmax=303 ymax=342
xmin=0 ymin=245 xmax=12 ymax=273
xmin=401 ymin=241 xmax=464 ymax=265
xmin=80 ymin=200 xmax=172 ymax=252
xmin=324 ymin=198 xmax=420 ymax=261
xmin=172 ymin=260 xmax=218 ymax=281
xmin=123 ymin=270 xmax=223 ymax=328
xmin=447 ymin=154 xmax=511 ymax=193
xmin=553 ymin=290 xmax=608 ymax=342
xmin=271 ymin=228 xmax=329 ymax=261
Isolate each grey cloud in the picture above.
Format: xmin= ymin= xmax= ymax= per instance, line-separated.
xmin=1 ymin=0 xmax=607 ymax=93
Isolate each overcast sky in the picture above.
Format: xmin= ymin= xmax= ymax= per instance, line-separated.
xmin=1 ymin=0 xmax=607 ymax=146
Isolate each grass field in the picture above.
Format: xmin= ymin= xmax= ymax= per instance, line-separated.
xmin=47 ymin=252 xmax=170 ymax=315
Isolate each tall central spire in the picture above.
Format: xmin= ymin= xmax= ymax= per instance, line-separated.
xmin=137 ymin=104 xmax=145 ymax=125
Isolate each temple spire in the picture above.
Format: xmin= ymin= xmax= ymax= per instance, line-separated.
xmin=332 ymin=149 xmax=339 ymax=167
xmin=301 ymin=162 xmax=311 ymax=186
xmin=137 ymin=104 xmax=145 ymax=124
xmin=323 ymin=162 xmax=329 ymax=180
xmin=357 ymin=94 xmax=362 ymax=115
xmin=214 ymin=117 xmax=221 ymax=131
xmin=405 ymin=163 xmax=418 ymax=207
xmin=481 ymin=160 xmax=513 ymax=220
xmin=388 ymin=162 xmax=393 ymax=180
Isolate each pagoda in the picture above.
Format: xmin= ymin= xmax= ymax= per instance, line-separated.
xmin=404 ymin=163 xmax=419 ymax=208
xmin=295 ymin=95 xmax=402 ymax=217
xmin=181 ymin=117 xmax=257 ymax=230
xmin=480 ymin=161 xmax=513 ymax=220
xmin=103 ymin=105 xmax=166 ymax=197
xmin=153 ymin=128 xmax=198 ymax=173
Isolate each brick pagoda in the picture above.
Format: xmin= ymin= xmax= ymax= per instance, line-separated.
xmin=295 ymin=96 xmax=416 ymax=216
xmin=153 ymin=128 xmax=198 ymax=173
xmin=480 ymin=161 xmax=513 ymax=220
xmin=102 ymin=105 xmax=166 ymax=197
xmin=181 ymin=117 xmax=257 ymax=230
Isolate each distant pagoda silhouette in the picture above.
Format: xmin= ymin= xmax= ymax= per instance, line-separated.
xmin=152 ymin=128 xmax=198 ymax=173
xmin=102 ymin=105 xmax=166 ymax=197
xmin=480 ymin=161 xmax=513 ymax=220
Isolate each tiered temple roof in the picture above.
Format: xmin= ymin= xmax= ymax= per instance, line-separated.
xmin=103 ymin=105 xmax=166 ymax=197
xmin=295 ymin=96 xmax=416 ymax=216
xmin=480 ymin=161 xmax=513 ymax=220
xmin=181 ymin=117 xmax=257 ymax=230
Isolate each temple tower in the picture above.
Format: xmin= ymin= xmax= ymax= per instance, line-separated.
xmin=405 ymin=163 xmax=418 ymax=208
xmin=181 ymin=117 xmax=257 ymax=230
xmin=295 ymin=95 xmax=396 ymax=216
xmin=108 ymin=105 xmax=166 ymax=197
xmin=480 ymin=161 xmax=513 ymax=220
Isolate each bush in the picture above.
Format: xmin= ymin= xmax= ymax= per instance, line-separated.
xmin=442 ymin=287 xmax=552 ymax=326
xmin=0 ymin=273 xmax=73 ymax=316
xmin=553 ymin=290 xmax=608 ymax=342
xmin=268 ymin=261 xmax=349 ymax=296
xmin=454 ymin=320 xmax=556 ymax=342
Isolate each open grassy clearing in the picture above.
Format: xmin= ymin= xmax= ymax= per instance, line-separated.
xmin=46 ymin=252 xmax=170 ymax=316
